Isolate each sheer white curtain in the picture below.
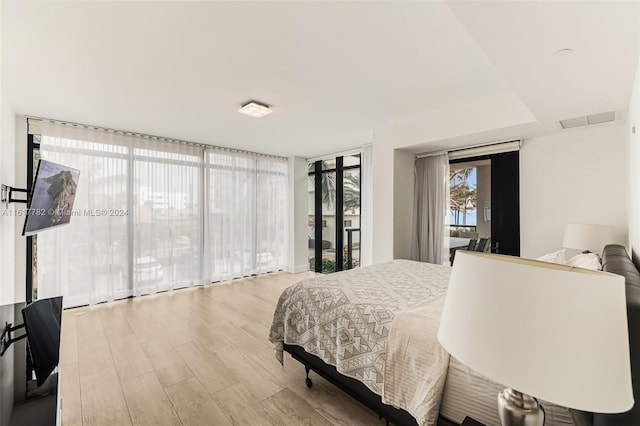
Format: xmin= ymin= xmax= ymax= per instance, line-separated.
xmin=411 ymin=153 xmax=450 ymax=264
xmin=255 ymin=156 xmax=288 ymax=273
xmin=38 ymin=123 xmax=134 ymax=307
xmin=36 ymin=121 xmax=288 ymax=308
xmin=131 ymin=138 xmax=205 ymax=296
xmin=204 ymin=148 xmax=287 ymax=282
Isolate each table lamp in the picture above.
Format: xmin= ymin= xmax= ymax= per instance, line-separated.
xmin=438 ymin=251 xmax=633 ymax=426
xmin=562 ymin=223 xmax=613 ymax=252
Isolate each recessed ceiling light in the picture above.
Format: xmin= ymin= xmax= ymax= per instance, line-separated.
xmin=238 ymin=101 xmax=272 ymax=118
xmin=553 ymin=48 xmax=573 ymax=57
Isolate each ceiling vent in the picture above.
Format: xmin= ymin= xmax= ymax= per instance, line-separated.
xmin=559 ymin=111 xmax=616 ymax=129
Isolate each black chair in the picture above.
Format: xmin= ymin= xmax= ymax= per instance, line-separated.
xmin=451 ymin=238 xmax=488 ymax=266
xmin=466 ymin=239 xmax=477 ymax=251
xmin=475 ymin=238 xmax=491 ymax=253
xmin=451 ymin=240 xmax=473 ymax=265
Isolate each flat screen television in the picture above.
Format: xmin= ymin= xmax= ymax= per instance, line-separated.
xmin=22 ymin=160 xmax=80 ymax=236
xmin=21 ymin=296 xmax=63 ymax=387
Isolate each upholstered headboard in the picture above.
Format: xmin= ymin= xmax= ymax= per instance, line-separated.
xmin=594 ymin=244 xmax=640 ymax=426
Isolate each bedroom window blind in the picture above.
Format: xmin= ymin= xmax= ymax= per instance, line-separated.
xmin=32 ymin=120 xmax=288 ymax=308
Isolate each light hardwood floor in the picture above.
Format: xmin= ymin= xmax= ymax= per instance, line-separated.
xmin=59 ymin=271 xmax=386 ymax=425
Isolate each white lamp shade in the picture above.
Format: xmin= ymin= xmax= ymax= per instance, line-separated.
xmin=562 ymin=223 xmax=613 ymax=251
xmin=437 ymin=251 xmax=633 ymax=413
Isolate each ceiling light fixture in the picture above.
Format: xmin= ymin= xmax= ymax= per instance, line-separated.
xmin=553 ymin=48 xmax=573 ymax=57
xmin=238 ymin=101 xmax=272 ymax=118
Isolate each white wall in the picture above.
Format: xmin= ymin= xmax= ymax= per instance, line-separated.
xmin=371 ymin=92 xmax=536 ymax=263
xmin=0 ymin=11 xmax=17 ymax=306
xmin=371 ymin=136 xmax=396 ymax=263
xmin=628 ymin=60 xmax=640 ymax=266
xmin=288 ymin=156 xmax=310 ymax=272
xmin=520 ymin=123 xmax=628 ymax=258
xmin=392 ymin=149 xmax=415 ymax=259
xmin=0 ymin=96 xmax=16 ymax=306
xmin=0 ymin=3 xmax=17 ymax=422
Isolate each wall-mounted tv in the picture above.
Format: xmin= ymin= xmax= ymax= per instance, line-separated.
xmin=22 ymin=160 xmax=80 ymax=236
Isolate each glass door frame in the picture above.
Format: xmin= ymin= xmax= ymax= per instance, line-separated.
xmin=26 ymin=134 xmax=40 ymax=302
xmin=309 ymin=155 xmax=360 ymax=273
xmin=449 ymin=151 xmax=520 ymax=256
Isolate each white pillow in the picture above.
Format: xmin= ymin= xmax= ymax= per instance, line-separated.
xmin=536 ymin=249 xmax=567 ymax=264
xmin=566 ymin=252 xmax=602 ymax=270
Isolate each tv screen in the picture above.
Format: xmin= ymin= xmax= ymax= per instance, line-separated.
xmin=21 ymin=296 xmax=63 ymax=387
xmin=22 ymin=160 xmax=80 ymax=236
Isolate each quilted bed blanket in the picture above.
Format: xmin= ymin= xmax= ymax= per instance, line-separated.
xmin=268 ymin=259 xmax=451 ymax=395
xmin=382 ymin=295 xmax=449 ymax=426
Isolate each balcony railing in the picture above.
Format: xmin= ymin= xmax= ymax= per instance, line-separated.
xmin=345 ymin=228 xmax=360 ymax=270
xmin=449 ymin=224 xmax=477 ymax=237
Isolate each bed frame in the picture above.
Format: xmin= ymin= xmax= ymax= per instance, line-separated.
xmin=284 ymin=343 xmax=456 ymax=426
xmin=284 ymin=244 xmax=640 ymax=426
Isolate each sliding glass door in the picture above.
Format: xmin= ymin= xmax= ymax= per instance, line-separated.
xmin=449 ymin=151 xmax=520 ymax=257
xmin=308 ymin=154 xmax=361 ymax=273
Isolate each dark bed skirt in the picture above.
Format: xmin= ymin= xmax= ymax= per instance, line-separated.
xmin=283 ymin=343 xmax=458 ymax=426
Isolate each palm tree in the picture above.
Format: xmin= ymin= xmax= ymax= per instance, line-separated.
xmin=449 ymin=167 xmax=477 ymax=225
xmin=309 ymin=161 xmax=337 ymax=209
xmin=343 ymin=173 xmax=360 ymax=213
xmin=309 ymin=162 xmax=361 ymax=212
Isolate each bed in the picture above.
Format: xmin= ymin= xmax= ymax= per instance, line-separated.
xmin=268 ymin=245 xmax=640 ymax=426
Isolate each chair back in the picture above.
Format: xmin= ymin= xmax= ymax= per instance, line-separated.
xmin=466 ymin=239 xmax=477 ymax=251
xmin=475 ymin=238 xmax=491 ymax=253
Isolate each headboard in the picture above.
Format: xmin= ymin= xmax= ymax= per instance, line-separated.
xmin=594 ymin=244 xmax=640 ymax=426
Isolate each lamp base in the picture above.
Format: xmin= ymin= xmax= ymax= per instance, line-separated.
xmin=497 ymin=388 xmax=545 ymax=426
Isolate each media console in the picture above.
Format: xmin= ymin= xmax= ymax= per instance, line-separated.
xmin=0 ymin=300 xmax=61 ymax=425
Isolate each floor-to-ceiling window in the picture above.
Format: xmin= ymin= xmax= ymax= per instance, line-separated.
xmin=27 ymin=119 xmax=288 ymax=308
xmin=205 ymin=149 xmax=288 ymax=282
xmin=132 ymin=140 xmax=203 ymax=296
xmin=308 ymin=154 xmax=361 ymax=273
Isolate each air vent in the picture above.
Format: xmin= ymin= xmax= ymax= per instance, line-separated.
xmin=587 ymin=111 xmax=616 ymax=125
xmin=559 ymin=116 xmax=587 ymax=129
xmin=559 ymin=111 xmax=616 ymax=129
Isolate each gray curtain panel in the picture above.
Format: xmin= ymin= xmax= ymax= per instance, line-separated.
xmin=411 ymin=153 xmax=449 ymax=264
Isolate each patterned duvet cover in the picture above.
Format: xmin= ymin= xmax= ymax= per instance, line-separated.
xmin=268 ymin=259 xmax=451 ymax=395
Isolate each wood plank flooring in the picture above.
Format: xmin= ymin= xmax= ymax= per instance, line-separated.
xmin=59 ymin=271 xmax=386 ymax=426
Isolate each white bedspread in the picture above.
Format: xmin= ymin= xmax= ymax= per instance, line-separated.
xmin=268 ymin=259 xmax=450 ymax=395
xmin=382 ymin=295 xmax=449 ymax=426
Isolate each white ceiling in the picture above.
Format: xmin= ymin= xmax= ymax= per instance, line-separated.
xmin=2 ymin=1 xmax=638 ymax=158
xmin=448 ymin=0 xmax=640 ymax=123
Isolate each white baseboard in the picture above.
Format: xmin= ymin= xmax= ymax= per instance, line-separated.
xmin=287 ymin=264 xmax=310 ymax=273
